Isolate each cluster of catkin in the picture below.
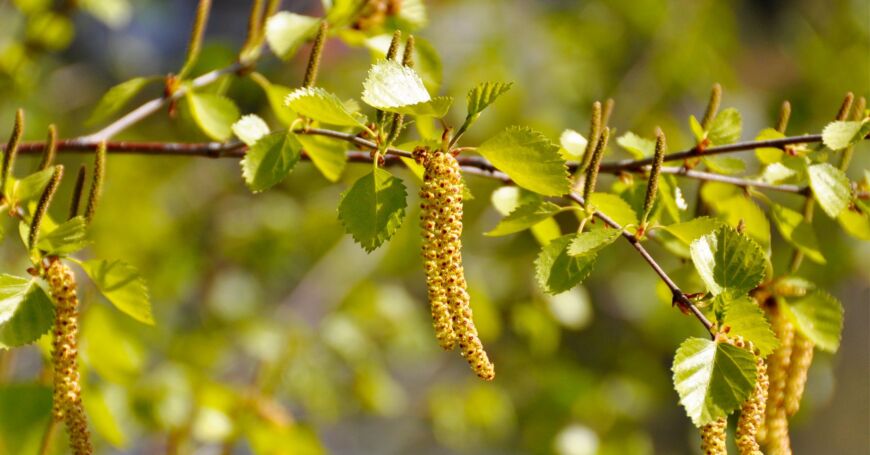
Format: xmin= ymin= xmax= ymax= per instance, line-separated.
xmin=417 ymin=147 xmax=494 ymax=381
xmin=700 ymin=334 xmax=769 ymax=455
xmin=47 ymin=258 xmax=93 ymax=455
xmin=760 ymin=302 xmax=813 ymax=455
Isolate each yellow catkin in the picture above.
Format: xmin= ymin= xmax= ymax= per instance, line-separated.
xmin=730 ymin=337 xmax=768 ymax=455
xmin=419 ymin=150 xmax=494 ymax=381
xmin=784 ymin=333 xmax=813 ymax=416
xmin=763 ymin=307 xmax=794 ymax=455
xmin=48 ymin=259 xmax=93 ymax=455
xmin=700 ymin=417 xmax=727 ymax=455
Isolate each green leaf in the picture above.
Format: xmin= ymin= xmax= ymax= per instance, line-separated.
xmin=821 ymin=120 xmax=869 ymax=150
xmin=702 ymin=156 xmax=745 ymax=175
xmin=690 ymin=226 xmax=766 ymax=299
xmin=285 ymin=87 xmax=367 ymax=127
xmin=363 ymin=34 xmax=442 ymax=94
xmin=485 ymin=201 xmax=562 ymax=237
xmin=37 ymin=216 xmax=89 ymax=255
xmin=80 ymin=259 xmax=153 ymax=325
xmin=249 ymin=72 xmax=296 ymax=125
xmin=10 ymin=168 xmax=55 ymax=205
xmin=838 ymin=207 xmax=870 ymax=240
xmin=264 ymin=12 xmax=320 ymax=60
xmin=567 ymin=228 xmax=621 ymax=257
xmin=325 ymin=0 xmax=367 ymax=27
xmin=559 ymin=129 xmax=588 ymax=160
xmin=477 ymin=126 xmax=569 ymax=196
xmin=186 ymin=92 xmax=240 ymax=141
xmin=616 ymin=132 xmax=655 ymax=159
xmin=338 ymin=168 xmax=407 ymax=252
xmin=296 ymin=134 xmax=347 ymax=182
xmin=232 ymin=114 xmax=270 ymax=146
xmin=361 ymin=60 xmax=451 ymax=117
xmin=704 ymin=190 xmax=771 ymax=249
xmin=0 ymin=275 xmax=54 ymax=349
xmin=807 ymin=163 xmax=851 ymax=218
xmin=588 ymin=192 xmax=638 ymax=229
xmin=689 ymin=115 xmax=705 ymax=142
xmin=672 ymin=337 xmax=756 ymax=426
xmin=781 ymin=290 xmax=843 ymax=353
xmin=707 ymin=108 xmax=742 ymax=145
xmin=87 ymin=76 xmax=155 ymax=125
xmin=754 ymin=128 xmax=786 ymax=164
xmin=771 ymin=204 xmax=825 ymax=264
xmin=463 ymin=81 xmax=512 ymax=125
xmin=722 ymin=297 xmax=778 ymax=357
xmin=535 ymin=235 xmax=597 ymax=295
xmin=659 ymin=217 xmax=723 ymax=245
xmin=241 ymin=131 xmax=303 ymax=193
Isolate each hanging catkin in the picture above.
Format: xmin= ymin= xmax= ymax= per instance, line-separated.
xmin=731 ymin=337 xmax=768 ymax=455
xmin=700 ymin=416 xmax=727 ymax=455
xmin=763 ymin=306 xmax=794 ymax=455
xmin=784 ymin=333 xmax=814 ymax=416
xmin=48 ymin=259 xmax=93 ymax=455
xmin=418 ymin=148 xmax=494 ymax=380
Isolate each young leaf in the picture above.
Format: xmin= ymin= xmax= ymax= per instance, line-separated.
xmin=821 ymin=120 xmax=869 ymax=150
xmin=535 ymin=235 xmax=597 ymax=295
xmin=265 ymin=12 xmax=320 ymax=60
xmin=838 ymin=208 xmax=870 ymax=240
xmin=477 ymin=126 xmax=569 ymax=197
xmin=361 ymin=60 xmax=451 ymax=117
xmin=616 ymin=132 xmax=655 ymax=159
xmin=87 ymin=77 xmax=156 ymax=125
xmin=705 ymin=192 xmax=771 ymax=249
xmin=10 ymin=168 xmax=55 ymax=205
xmin=485 ymin=201 xmax=562 ymax=237
xmin=241 ymin=131 xmax=303 ymax=193
xmin=249 ymin=72 xmax=297 ymax=125
xmin=707 ymin=108 xmax=742 ymax=145
xmin=186 ymin=92 xmax=240 ymax=141
xmin=689 ymin=115 xmax=705 ymax=142
xmin=721 ymin=297 xmax=778 ymax=357
xmin=780 ymin=290 xmax=843 ymax=353
xmin=461 ymin=81 xmax=512 ymax=130
xmin=672 ymin=337 xmax=756 ymax=426
xmin=0 ymin=275 xmax=54 ymax=349
xmin=296 ymin=134 xmax=347 ymax=182
xmin=36 ymin=216 xmax=89 ymax=255
xmin=232 ymin=114 xmax=270 ymax=146
xmin=567 ymin=228 xmax=621 ymax=257
xmin=771 ymin=204 xmax=825 ymax=264
xmin=285 ymin=87 xmax=367 ymax=127
xmin=807 ymin=163 xmax=851 ymax=218
xmin=587 ymin=192 xmax=638 ymax=229
xmin=80 ymin=259 xmax=153 ymax=325
xmin=658 ymin=217 xmax=723 ymax=245
xmin=690 ymin=226 xmax=766 ymax=299
xmin=559 ymin=129 xmax=588 ymax=160
xmin=754 ymin=128 xmax=786 ymax=164
xmin=338 ymin=168 xmax=407 ymax=252
xmin=702 ymin=156 xmax=745 ymax=175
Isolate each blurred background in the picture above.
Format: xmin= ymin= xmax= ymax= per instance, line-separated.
xmin=0 ymin=0 xmax=867 ymax=454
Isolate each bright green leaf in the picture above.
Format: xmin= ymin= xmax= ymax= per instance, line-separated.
xmin=80 ymin=259 xmax=153 ymax=325
xmin=616 ymin=132 xmax=655 ymax=159
xmin=37 ymin=216 xmax=89 ymax=255
xmin=485 ymin=201 xmax=562 ymax=237
xmin=535 ymin=235 xmax=597 ymax=295
xmin=689 ymin=115 xmax=705 ymax=142
xmin=672 ymin=337 xmax=756 ymax=426
xmin=285 ymin=87 xmax=367 ymax=127
xmin=659 ymin=217 xmax=723 ymax=245
xmin=754 ymin=128 xmax=785 ymax=164
xmin=567 ymin=228 xmax=621 ymax=257
xmin=338 ymin=168 xmax=407 ymax=252
xmin=821 ymin=120 xmax=869 ymax=150
xmin=462 ymin=81 xmax=512 ymax=129
xmin=87 ymin=76 xmax=155 ymax=125
xmin=0 ymin=275 xmax=54 ymax=349
xmin=588 ymin=192 xmax=638 ymax=229
xmin=559 ymin=129 xmax=588 ymax=160
xmin=232 ymin=114 xmax=270 ymax=146
xmin=781 ymin=291 xmax=843 ymax=353
xmin=771 ymin=204 xmax=825 ymax=264
xmin=11 ymin=168 xmax=55 ymax=205
xmin=187 ymin=92 xmax=240 ymax=141
xmin=241 ymin=131 xmax=303 ymax=193
xmin=249 ymin=72 xmax=296 ymax=125
xmin=722 ymin=297 xmax=778 ymax=357
xmin=703 ymin=156 xmax=745 ymax=175
xmin=707 ymin=108 xmax=742 ymax=145
xmin=837 ymin=208 xmax=870 ymax=240
xmin=265 ymin=12 xmax=320 ymax=60
xmin=807 ymin=163 xmax=851 ymax=218
xmin=296 ymin=134 xmax=347 ymax=182
xmin=478 ymin=126 xmax=569 ymax=196
xmin=690 ymin=226 xmax=766 ymax=298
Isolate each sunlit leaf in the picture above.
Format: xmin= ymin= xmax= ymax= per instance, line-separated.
xmin=821 ymin=120 xmax=869 ymax=150
xmin=265 ymin=12 xmax=320 ymax=60
xmin=285 ymin=87 xmax=367 ymax=127
xmin=232 ymin=114 xmax=270 ymax=146
xmin=588 ymin=192 xmax=638 ymax=229
xmin=485 ymin=200 xmax=562 ymax=237
xmin=0 ymin=275 xmax=54 ymax=349
xmin=37 ymin=216 xmax=89 ymax=255
xmin=722 ymin=297 xmax=778 ymax=357
xmin=361 ymin=60 xmax=451 ymax=117
xmin=241 ymin=131 xmax=303 ymax=193
xmin=535 ymin=235 xmax=597 ymax=295
xmin=338 ymin=168 xmax=407 ymax=252
xmin=186 ymin=92 xmax=240 ymax=141
xmin=807 ymin=163 xmax=851 ymax=218
xmin=80 ymin=259 xmax=153 ymax=325
xmin=690 ymin=226 xmax=766 ymax=299
xmin=478 ymin=126 xmax=569 ymax=197
xmin=296 ymin=134 xmax=348 ymax=182
xmin=616 ymin=132 xmax=655 ymax=159
xmin=559 ymin=129 xmax=587 ymax=160
xmin=754 ymin=128 xmax=785 ymax=164
xmin=770 ymin=204 xmax=825 ymax=264
xmin=781 ymin=290 xmax=843 ymax=353
xmin=567 ymin=228 xmax=621 ymax=257
xmin=87 ymin=76 xmax=155 ymax=125
xmin=707 ymin=108 xmax=741 ymax=145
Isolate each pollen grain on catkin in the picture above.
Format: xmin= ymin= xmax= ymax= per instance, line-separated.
xmin=701 ymin=416 xmax=727 ymax=455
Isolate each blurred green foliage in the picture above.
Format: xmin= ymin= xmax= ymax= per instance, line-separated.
xmin=0 ymin=0 xmax=867 ymax=454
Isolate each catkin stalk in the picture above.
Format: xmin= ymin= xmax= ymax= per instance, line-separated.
xmin=48 ymin=259 xmax=93 ymax=455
